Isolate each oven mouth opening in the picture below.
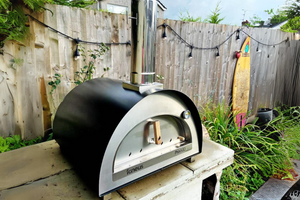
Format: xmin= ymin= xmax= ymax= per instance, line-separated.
xmin=112 ymin=115 xmax=193 ymax=181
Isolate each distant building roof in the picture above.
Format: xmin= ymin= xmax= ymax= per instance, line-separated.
xmin=271 ymin=20 xmax=288 ymax=29
xmin=259 ymin=19 xmax=288 ymax=29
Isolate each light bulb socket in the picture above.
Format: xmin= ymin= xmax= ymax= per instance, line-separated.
xmin=74 ymin=38 xmax=80 ymax=60
xmin=236 ymin=29 xmax=240 ymax=40
xmin=162 ymin=31 xmax=167 ymax=39
xmin=74 ymin=44 xmax=80 ymax=59
xmin=188 ymin=51 xmax=193 ymax=59
xmin=216 ymin=46 xmax=220 ymax=57
xmin=189 ymin=45 xmax=194 ymax=59
xmin=162 ymin=23 xmax=167 ymax=39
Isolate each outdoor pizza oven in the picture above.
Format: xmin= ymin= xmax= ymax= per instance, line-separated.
xmin=53 ymin=0 xmax=202 ymax=197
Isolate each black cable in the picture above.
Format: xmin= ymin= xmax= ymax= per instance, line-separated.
xmin=240 ymin=30 xmax=287 ymax=46
xmin=25 ymin=14 xmax=131 ymax=46
xmin=24 ymin=14 xmax=288 ymax=51
xmin=158 ymin=23 xmax=289 ymax=50
xmin=162 ymin=23 xmax=238 ymax=50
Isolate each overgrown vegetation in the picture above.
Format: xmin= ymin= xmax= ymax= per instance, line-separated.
xmin=247 ymin=0 xmax=300 ymax=32
xmin=48 ymin=73 xmax=62 ymax=94
xmin=48 ymin=43 xmax=109 ymax=96
xmin=281 ymin=16 xmax=300 ymax=33
xmin=179 ymin=9 xmax=201 ymax=22
xmin=0 ymin=0 xmax=96 ymax=46
xmin=265 ymin=9 xmax=288 ymax=25
xmin=74 ymin=44 xmax=110 ymax=85
xmin=201 ymin=102 xmax=300 ymax=199
xmin=204 ymin=1 xmax=225 ymax=24
xmin=0 ymin=133 xmax=53 ymax=153
xmin=178 ymin=1 xmax=224 ymax=24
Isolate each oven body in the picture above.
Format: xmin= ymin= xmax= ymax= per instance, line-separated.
xmin=53 ymin=78 xmax=202 ymax=197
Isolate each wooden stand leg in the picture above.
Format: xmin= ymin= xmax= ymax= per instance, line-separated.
xmin=213 ymin=171 xmax=223 ymax=200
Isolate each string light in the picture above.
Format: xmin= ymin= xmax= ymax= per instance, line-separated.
xmin=216 ymin=46 xmax=220 ymax=57
xmin=162 ymin=23 xmax=167 ymax=40
xmin=25 ymin=14 xmax=131 ymax=46
xmin=189 ymin=46 xmax=193 ymax=59
xmin=236 ymin=29 xmax=240 ymax=40
xmin=158 ymin=23 xmax=290 ymax=58
xmin=25 ymin=14 xmax=291 ymax=59
xmin=74 ymin=38 xmax=80 ymax=60
xmin=256 ymin=43 xmax=261 ymax=52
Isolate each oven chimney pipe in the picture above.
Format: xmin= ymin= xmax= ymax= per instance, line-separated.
xmin=130 ymin=0 xmax=157 ymax=85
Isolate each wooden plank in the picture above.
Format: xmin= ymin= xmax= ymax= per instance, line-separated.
xmin=0 ymin=170 xmax=123 ymax=200
xmin=0 ymin=70 xmax=14 ymax=137
xmin=181 ymin=138 xmax=234 ymax=177
xmin=0 ymin=140 xmax=71 ymax=190
xmin=40 ymin=77 xmax=52 ymax=133
xmin=0 ymin=137 xmax=234 ymax=200
xmin=118 ymin=164 xmax=193 ymax=200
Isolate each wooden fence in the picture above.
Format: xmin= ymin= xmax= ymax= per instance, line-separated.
xmin=0 ymin=4 xmax=299 ymax=139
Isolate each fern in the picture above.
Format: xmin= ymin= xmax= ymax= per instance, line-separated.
xmin=0 ymin=0 xmax=10 ymax=9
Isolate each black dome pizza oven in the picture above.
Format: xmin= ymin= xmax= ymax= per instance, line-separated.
xmin=53 ymin=0 xmax=202 ymax=197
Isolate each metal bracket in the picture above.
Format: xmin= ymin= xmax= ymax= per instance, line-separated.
xmin=122 ymin=81 xmax=163 ymax=94
xmin=126 ymin=11 xmax=138 ymax=25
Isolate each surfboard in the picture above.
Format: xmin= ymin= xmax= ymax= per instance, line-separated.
xmin=232 ymin=36 xmax=251 ymax=128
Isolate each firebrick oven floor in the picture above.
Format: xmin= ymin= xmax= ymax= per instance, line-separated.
xmin=0 ymin=138 xmax=234 ymax=200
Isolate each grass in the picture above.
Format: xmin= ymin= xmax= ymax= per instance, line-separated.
xmin=200 ymin=102 xmax=300 ymax=199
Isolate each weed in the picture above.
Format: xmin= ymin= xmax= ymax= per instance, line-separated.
xmin=48 ymin=73 xmax=62 ymax=94
xmin=74 ymin=43 xmax=110 ymax=85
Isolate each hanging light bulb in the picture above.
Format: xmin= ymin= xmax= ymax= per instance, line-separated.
xmin=256 ymin=43 xmax=261 ymax=52
xmin=216 ymin=46 xmax=220 ymax=57
xmin=162 ymin=23 xmax=167 ymax=40
xmin=236 ymin=29 xmax=240 ymax=40
xmin=189 ymin=46 xmax=193 ymax=59
xmin=74 ymin=38 xmax=80 ymax=61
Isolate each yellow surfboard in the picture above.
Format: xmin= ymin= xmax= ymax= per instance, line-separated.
xmin=232 ymin=36 xmax=251 ymax=128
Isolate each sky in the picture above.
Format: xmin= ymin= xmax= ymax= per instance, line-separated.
xmin=161 ymin=0 xmax=287 ymax=26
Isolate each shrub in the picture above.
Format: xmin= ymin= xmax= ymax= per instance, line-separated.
xmin=200 ymin=102 xmax=300 ymax=199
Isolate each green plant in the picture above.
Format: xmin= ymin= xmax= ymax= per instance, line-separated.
xmin=200 ymin=102 xmax=300 ymax=199
xmin=204 ymin=1 xmax=225 ymax=24
xmin=0 ymin=135 xmax=44 ymax=153
xmin=178 ymin=9 xmax=201 ymax=22
xmin=0 ymin=0 xmax=96 ymax=46
xmin=10 ymin=58 xmax=24 ymax=69
xmin=156 ymin=74 xmax=164 ymax=82
xmin=264 ymin=9 xmax=288 ymax=25
xmin=249 ymin=15 xmax=264 ymax=27
xmin=52 ymin=0 xmax=96 ymax=8
xmin=281 ymin=16 xmax=300 ymax=32
xmin=0 ymin=5 xmax=29 ymax=46
xmin=284 ymin=0 xmax=300 ymax=19
xmin=0 ymin=137 xmax=9 ymax=153
xmin=48 ymin=73 xmax=62 ymax=94
xmin=74 ymin=44 xmax=110 ymax=85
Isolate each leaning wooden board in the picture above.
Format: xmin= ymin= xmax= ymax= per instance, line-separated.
xmin=232 ymin=36 xmax=251 ymax=128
